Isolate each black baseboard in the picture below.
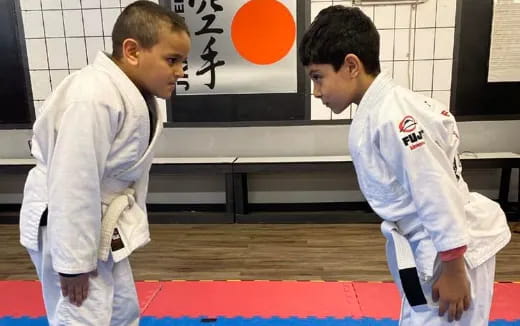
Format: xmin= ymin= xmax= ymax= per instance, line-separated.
xmin=506 ymin=205 xmax=520 ymax=221
xmin=146 ymin=203 xmax=233 ymax=223
xmin=148 ymin=211 xmax=233 ymax=223
xmin=0 ymin=212 xmax=20 ymax=224
xmin=235 ymin=210 xmax=380 ymax=224
xmin=248 ymin=202 xmax=373 ymax=212
xmin=148 ymin=203 xmax=227 ymax=212
xmin=0 ymin=204 xmax=21 ymax=212
xmin=1 ymin=201 xmax=518 ymax=224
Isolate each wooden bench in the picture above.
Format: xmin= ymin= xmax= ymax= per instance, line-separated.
xmin=0 ymin=158 xmax=35 ymax=174
xmin=1 ymin=152 xmax=519 ymax=223
xmin=232 ymin=152 xmax=520 ymax=222
xmin=231 ymin=155 xmax=358 ymax=222
xmin=150 ymin=157 xmax=236 ymax=222
xmin=0 ymin=157 xmax=237 ymax=223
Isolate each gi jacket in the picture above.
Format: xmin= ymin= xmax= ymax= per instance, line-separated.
xmin=20 ymin=52 xmax=164 ymax=274
xmin=349 ymin=73 xmax=511 ymax=275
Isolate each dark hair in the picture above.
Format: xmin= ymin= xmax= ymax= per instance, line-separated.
xmin=112 ymin=0 xmax=190 ymax=59
xmin=299 ymin=5 xmax=380 ymax=75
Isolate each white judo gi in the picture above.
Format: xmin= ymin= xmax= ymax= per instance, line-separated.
xmin=349 ymin=73 xmax=511 ymax=325
xmin=19 ymin=52 xmax=164 ymax=325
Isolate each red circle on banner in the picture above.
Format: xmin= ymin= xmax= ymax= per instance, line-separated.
xmin=231 ymin=0 xmax=296 ymax=65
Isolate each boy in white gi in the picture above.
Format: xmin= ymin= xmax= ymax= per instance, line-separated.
xmin=299 ymin=6 xmax=511 ymax=325
xmin=19 ymin=1 xmax=190 ymax=325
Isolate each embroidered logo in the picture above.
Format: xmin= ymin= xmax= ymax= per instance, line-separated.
xmin=402 ymin=130 xmax=425 ymax=150
xmin=398 ymin=115 xmax=417 ymax=133
xmin=441 ymin=110 xmax=450 ymax=117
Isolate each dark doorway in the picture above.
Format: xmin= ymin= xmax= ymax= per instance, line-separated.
xmin=451 ymin=0 xmax=520 ymax=119
xmin=0 ymin=0 xmax=34 ymax=125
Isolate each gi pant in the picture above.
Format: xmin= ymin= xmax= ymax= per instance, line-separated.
xmin=28 ymin=226 xmax=140 ymax=326
xmin=382 ymin=221 xmax=496 ymax=326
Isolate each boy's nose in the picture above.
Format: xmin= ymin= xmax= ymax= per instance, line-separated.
xmin=173 ymin=65 xmax=184 ymax=78
xmin=313 ymin=86 xmax=322 ymax=98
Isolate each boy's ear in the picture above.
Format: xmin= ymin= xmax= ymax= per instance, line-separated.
xmin=343 ymin=53 xmax=362 ymax=78
xmin=122 ymin=38 xmax=140 ymax=66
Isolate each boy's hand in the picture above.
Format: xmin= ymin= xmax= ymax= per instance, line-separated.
xmin=59 ymin=269 xmax=97 ymax=307
xmin=432 ymin=257 xmax=471 ymax=322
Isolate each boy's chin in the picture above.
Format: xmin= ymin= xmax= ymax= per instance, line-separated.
xmin=155 ymin=90 xmax=173 ymax=100
xmin=156 ymin=94 xmax=171 ymax=100
xmin=331 ymin=105 xmax=349 ymax=115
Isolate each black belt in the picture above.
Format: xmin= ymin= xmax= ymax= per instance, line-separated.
xmin=39 ymin=208 xmax=48 ymax=226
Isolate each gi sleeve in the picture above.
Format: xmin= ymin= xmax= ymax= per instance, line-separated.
xmin=47 ymin=100 xmax=120 ymax=274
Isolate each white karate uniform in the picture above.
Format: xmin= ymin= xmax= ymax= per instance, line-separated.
xmin=349 ymin=72 xmax=511 ymax=325
xmin=20 ymin=52 xmax=164 ymax=325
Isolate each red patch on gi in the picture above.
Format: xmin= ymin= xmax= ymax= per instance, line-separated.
xmin=398 ymin=116 xmax=417 ymax=133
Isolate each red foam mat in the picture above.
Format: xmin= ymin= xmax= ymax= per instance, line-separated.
xmin=353 ymin=282 xmax=401 ymax=320
xmin=0 ymin=280 xmax=518 ymax=320
xmin=490 ymin=282 xmax=520 ymax=321
xmin=136 ymin=281 xmax=162 ymax=313
xmin=0 ymin=281 xmax=46 ymax=318
xmin=142 ymin=281 xmax=363 ymax=318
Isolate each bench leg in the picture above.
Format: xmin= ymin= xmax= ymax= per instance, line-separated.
xmin=233 ymin=173 xmax=249 ymax=215
xmin=225 ymin=173 xmax=235 ymax=222
xmin=499 ymin=167 xmax=512 ymax=207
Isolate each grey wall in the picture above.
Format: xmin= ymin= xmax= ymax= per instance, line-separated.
xmin=1 ymin=120 xmax=519 ymax=204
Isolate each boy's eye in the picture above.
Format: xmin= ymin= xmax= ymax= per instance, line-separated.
xmin=167 ymin=58 xmax=178 ymax=65
xmin=311 ymin=75 xmax=322 ymax=82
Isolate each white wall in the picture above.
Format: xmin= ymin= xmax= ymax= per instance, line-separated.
xmin=311 ymin=0 xmax=455 ymax=120
xmin=3 ymin=0 xmax=516 ymax=207
xmin=21 ymin=0 xmax=134 ymax=112
xmin=21 ymin=0 xmax=455 ymax=120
